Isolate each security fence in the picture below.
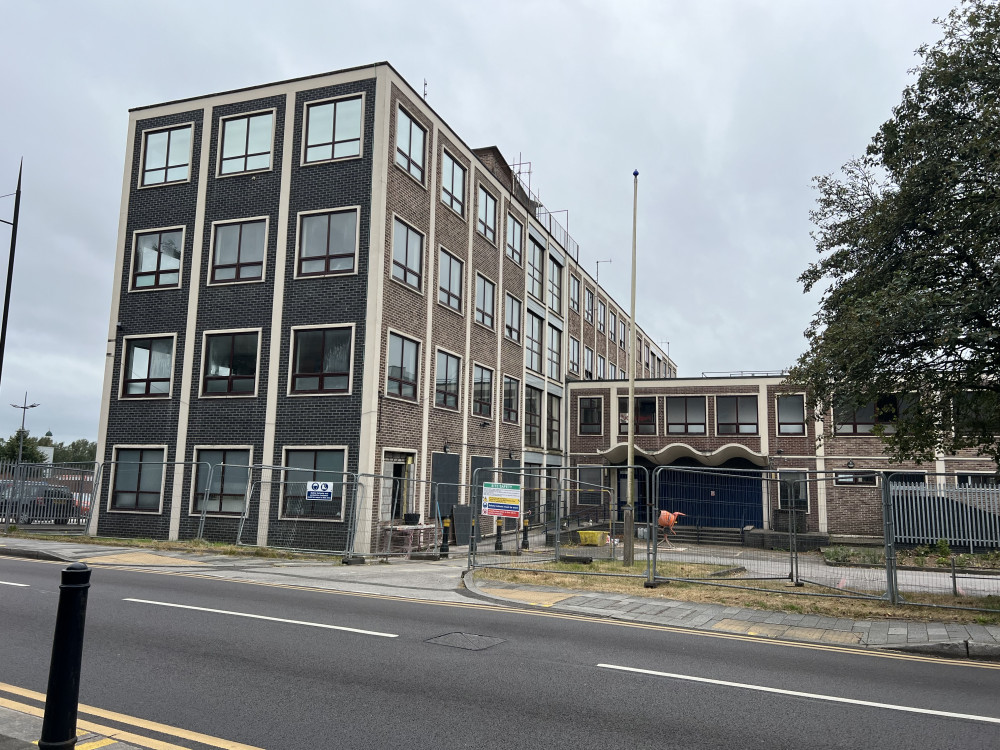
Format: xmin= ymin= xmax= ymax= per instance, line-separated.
xmin=0 ymin=460 xmax=99 ymax=532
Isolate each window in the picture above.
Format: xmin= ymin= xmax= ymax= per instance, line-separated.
xmin=503 ymin=376 xmax=519 ymax=423
xmin=525 ymin=312 xmax=543 ymax=373
xmin=645 ymin=343 xmax=650 ymax=367
xmin=123 ymin=337 xmax=172 ymax=397
xmin=548 ymin=258 xmax=562 ymax=313
xmin=133 ymin=229 xmax=182 ymax=289
xmin=958 ymin=474 xmax=1000 ymax=487
xmin=395 ymin=107 xmax=425 ymax=182
xmin=546 ymin=326 xmax=562 ymax=379
xmin=569 ymin=275 xmax=580 ymax=313
xmin=475 ymin=275 xmax=495 ymax=328
xmin=435 ymin=351 xmax=460 ymax=409
xmin=298 ymin=209 xmax=357 ymax=276
xmin=505 ymin=294 xmax=521 ymax=342
xmin=477 ymin=187 xmax=497 ymax=242
xmin=525 ymin=386 xmax=543 ymax=447
xmin=473 ymin=365 xmax=492 ymax=418
xmin=219 ymin=111 xmax=273 ymax=175
xmin=111 ymin=448 xmax=164 ymax=511
xmin=304 ymin=95 xmax=363 ymax=163
xmin=291 ymin=327 xmax=351 ymax=394
xmin=609 ymin=310 xmax=617 ymax=339
xmin=584 ymin=346 xmax=594 ymax=379
xmin=203 ymin=332 xmax=258 ymax=395
xmin=667 ymin=397 xmax=706 ymax=434
xmin=777 ymin=394 xmax=806 ymax=435
xmin=438 ymin=249 xmax=463 ymax=311
xmin=506 ymin=215 xmax=522 ymax=264
xmin=569 ymin=337 xmax=580 ymax=374
xmin=609 ymin=363 xmax=617 ymax=380
xmin=619 ymin=396 xmax=656 ymax=435
xmin=585 ymin=288 xmax=594 ymax=324
xmin=619 ymin=320 xmax=627 ymax=349
xmin=141 ymin=125 xmax=192 ymax=186
xmin=778 ymin=471 xmax=808 ymax=511
xmin=547 ymin=393 xmax=561 ymax=449
xmin=282 ymin=449 xmax=345 ymax=520
xmin=387 ymin=332 xmax=419 ymax=400
xmin=597 ymin=355 xmax=605 ymax=379
xmin=527 ymin=240 xmax=544 ymax=300
xmin=211 ymin=220 xmax=265 ymax=283
xmin=441 ymin=152 xmax=465 ymax=214
xmin=194 ymin=449 xmax=250 ymax=514
xmin=578 ymin=466 xmax=604 ymax=505
xmin=834 ymin=395 xmax=901 ymax=435
xmin=717 ymin=395 xmax=758 ymax=434
xmin=580 ymin=397 xmax=602 ymax=435
xmin=392 ymin=218 xmax=423 ymax=289
xmin=597 ymin=301 xmax=606 ymax=333
xmin=835 ymin=472 xmax=878 ymax=486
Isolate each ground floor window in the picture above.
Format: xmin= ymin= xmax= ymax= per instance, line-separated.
xmin=194 ymin=449 xmax=251 ymax=514
xmin=282 ymin=449 xmax=345 ymax=520
xmin=111 ymin=448 xmax=164 ymax=511
xmin=778 ymin=471 xmax=808 ymax=511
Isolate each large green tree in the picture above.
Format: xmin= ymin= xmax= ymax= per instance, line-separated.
xmin=790 ymin=0 xmax=1000 ymax=463
xmin=0 ymin=430 xmax=47 ymax=464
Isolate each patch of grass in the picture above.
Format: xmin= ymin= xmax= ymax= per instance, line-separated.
xmin=821 ymin=544 xmax=1000 ymax=571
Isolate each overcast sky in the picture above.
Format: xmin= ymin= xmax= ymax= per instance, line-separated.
xmin=0 ymin=0 xmax=957 ymax=443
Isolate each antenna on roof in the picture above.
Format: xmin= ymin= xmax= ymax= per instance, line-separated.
xmin=423 ymin=79 xmax=428 ymax=100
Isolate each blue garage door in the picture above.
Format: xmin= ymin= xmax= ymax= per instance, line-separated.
xmin=654 ymin=467 xmax=764 ymax=529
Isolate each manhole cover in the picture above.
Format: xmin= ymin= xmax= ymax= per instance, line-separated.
xmin=426 ymin=632 xmax=505 ymax=651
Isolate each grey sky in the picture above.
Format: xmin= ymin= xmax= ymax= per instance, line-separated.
xmin=0 ymin=0 xmax=956 ymax=443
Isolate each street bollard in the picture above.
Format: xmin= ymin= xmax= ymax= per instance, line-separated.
xmin=495 ymin=516 xmax=503 ymax=551
xmin=521 ymin=516 xmax=529 ymax=550
xmin=441 ymin=517 xmax=450 ymax=558
xmin=39 ymin=562 xmax=91 ymax=750
xmin=470 ymin=517 xmax=476 ymax=553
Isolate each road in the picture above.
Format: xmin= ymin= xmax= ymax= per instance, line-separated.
xmin=2 ymin=556 xmax=999 ymax=749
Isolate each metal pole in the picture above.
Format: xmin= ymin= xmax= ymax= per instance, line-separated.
xmin=0 ymin=160 xmax=23 ymax=392
xmin=624 ymin=170 xmax=639 ymax=566
xmin=39 ymin=562 xmax=91 ymax=750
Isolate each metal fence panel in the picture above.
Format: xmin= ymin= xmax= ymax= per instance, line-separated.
xmin=0 ymin=460 xmax=98 ymax=532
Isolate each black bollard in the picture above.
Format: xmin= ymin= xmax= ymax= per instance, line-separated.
xmin=494 ymin=516 xmax=503 ymax=551
xmin=440 ymin=517 xmax=450 ymax=558
xmin=39 ymin=562 xmax=91 ymax=750
xmin=521 ymin=516 xmax=530 ymax=550
xmin=470 ymin=517 xmax=477 ymax=553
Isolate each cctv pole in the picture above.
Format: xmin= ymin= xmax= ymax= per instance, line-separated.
xmin=624 ymin=170 xmax=638 ymax=567
xmin=0 ymin=160 xmax=23 ymax=392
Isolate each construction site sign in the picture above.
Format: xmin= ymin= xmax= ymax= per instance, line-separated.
xmin=482 ymin=482 xmax=521 ymax=518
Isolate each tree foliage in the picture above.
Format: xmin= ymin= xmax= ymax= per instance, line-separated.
xmin=789 ymin=0 xmax=1000 ymax=463
xmin=0 ymin=430 xmax=47 ymax=464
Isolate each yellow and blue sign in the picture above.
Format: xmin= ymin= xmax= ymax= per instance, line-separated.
xmin=482 ymin=482 xmax=521 ymax=518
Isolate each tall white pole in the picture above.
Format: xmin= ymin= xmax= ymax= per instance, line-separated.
xmin=625 ymin=170 xmax=638 ymax=566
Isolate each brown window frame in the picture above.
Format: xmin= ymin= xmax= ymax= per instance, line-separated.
xmin=297 ymin=209 xmax=358 ymax=277
xmin=219 ymin=111 xmax=273 ymax=175
xmin=619 ymin=396 xmax=657 ymax=435
xmin=123 ymin=337 xmax=173 ymax=398
xmin=580 ymin=397 xmax=602 ymax=435
xmin=777 ymin=394 xmax=806 ymax=435
xmin=304 ymin=95 xmax=363 ymax=163
xmin=441 ymin=151 xmax=466 ymax=214
xmin=203 ymin=332 xmax=258 ymax=395
xmin=525 ymin=386 xmax=543 ymax=447
xmin=132 ymin=229 xmax=182 ymax=289
xmin=472 ymin=364 xmax=493 ymax=418
xmin=111 ymin=448 xmax=164 ymax=511
xmin=475 ymin=275 xmax=495 ymax=328
xmin=194 ymin=449 xmax=251 ymax=515
xmin=547 ymin=393 xmax=561 ymax=449
xmin=666 ymin=396 xmax=706 ymax=434
xmin=211 ymin=220 xmax=265 ymax=283
xmin=525 ymin=312 xmax=543 ymax=374
xmin=435 ymin=350 xmax=461 ymax=410
xmin=438 ymin=249 xmax=463 ymax=311
xmin=395 ymin=107 xmax=425 ymax=183
xmin=505 ymin=294 xmax=521 ymax=342
xmin=506 ymin=215 xmax=522 ymax=264
xmin=141 ymin=125 xmax=192 ymax=186
xmin=391 ymin=218 xmax=423 ymax=289
xmin=291 ymin=327 xmax=351 ymax=394
xmin=386 ymin=332 xmax=419 ymax=401
xmin=717 ymin=395 xmax=758 ymax=435
xmin=503 ymin=376 xmax=520 ymax=424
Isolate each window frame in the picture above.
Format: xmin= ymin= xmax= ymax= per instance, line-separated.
xmin=216 ymin=108 xmax=275 ymax=177
xmin=394 ymin=105 xmax=426 ymax=184
xmin=437 ymin=248 xmax=464 ymax=313
xmin=472 ymin=363 xmax=493 ymax=419
xmin=524 ymin=385 xmax=543 ymax=448
xmin=778 ymin=469 xmax=810 ymax=512
xmin=525 ymin=312 xmax=544 ymax=374
xmin=619 ymin=396 xmax=657 ymax=435
xmin=440 ymin=150 xmax=466 ymax=216
xmin=666 ymin=396 xmax=707 ymax=435
xmin=619 ymin=320 xmax=627 ymax=349
xmin=527 ymin=240 xmax=545 ymax=301
xmin=547 ymin=257 xmax=562 ymax=314
xmin=301 ymin=93 xmax=365 ymax=166
xmin=777 ymin=393 xmax=807 ymax=435
xmin=391 ymin=216 xmax=424 ymax=291
xmin=475 ymin=273 xmax=495 ymax=329
xmin=477 ymin=186 xmax=497 ymax=243
xmin=579 ymin=396 xmax=603 ymax=436
xmin=139 ymin=123 xmax=194 ymax=188
xmin=434 ymin=348 xmax=462 ymax=411
xmin=287 ymin=323 xmax=355 ymax=396
xmin=506 ymin=215 xmax=523 ymax=265
xmin=584 ymin=346 xmax=594 ymax=380
xmin=120 ymin=333 xmax=176 ymax=400
xmin=207 ymin=217 xmax=269 ymax=286
xmin=109 ymin=445 xmax=168 ymax=514
xmin=504 ymin=293 xmax=522 ymax=343
xmin=503 ymin=375 xmax=520 ymax=424
xmin=547 ymin=393 xmax=561 ymax=450
xmin=294 ymin=207 xmax=360 ymax=279
xmin=834 ymin=472 xmax=879 ymax=486
xmin=200 ymin=328 xmax=262 ymax=398
xmin=834 ymin=396 xmax=900 ymax=435
xmin=278 ymin=446 xmax=349 ymax=522
xmin=190 ymin=446 xmax=253 ymax=516
xmin=597 ymin=355 xmax=605 ymax=380
xmin=385 ymin=330 xmax=420 ymax=402
xmin=130 ymin=225 xmax=185 ymax=292
xmin=569 ymin=274 xmax=580 ymax=313
xmin=584 ymin=288 xmax=594 ymax=324
xmin=569 ymin=336 xmax=580 ymax=374
xmin=716 ymin=395 xmax=759 ymax=435
xmin=597 ymin=300 xmax=606 ymax=333
xmin=546 ymin=325 xmax=562 ymax=380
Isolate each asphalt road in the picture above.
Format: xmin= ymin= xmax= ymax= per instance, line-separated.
xmin=2 ymin=557 xmax=999 ymax=749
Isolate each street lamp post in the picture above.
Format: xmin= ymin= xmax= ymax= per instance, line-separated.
xmin=624 ymin=170 xmax=639 ymax=567
xmin=11 ymin=391 xmax=40 ymax=463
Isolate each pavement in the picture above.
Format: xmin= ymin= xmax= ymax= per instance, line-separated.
xmin=2 ymin=532 xmax=1000 ymax=747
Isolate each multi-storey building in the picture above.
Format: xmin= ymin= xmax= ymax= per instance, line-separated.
xmin=93 ymin=62 xmax=673 ymax=552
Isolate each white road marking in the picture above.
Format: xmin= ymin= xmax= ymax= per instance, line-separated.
xmin=597 ymin=663 xmax=1000 ymax=725
xmin=0 ymin=581 xmax=29 ymax=587
xmin=124 ymin=598 xmax=398 ymax=638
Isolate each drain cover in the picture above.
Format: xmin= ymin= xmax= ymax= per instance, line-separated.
xmin=426 ymin=632 xmax=505 ymax=651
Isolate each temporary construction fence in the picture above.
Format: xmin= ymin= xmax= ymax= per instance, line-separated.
xmin=0 ymin=460 xmax=99 ymax=532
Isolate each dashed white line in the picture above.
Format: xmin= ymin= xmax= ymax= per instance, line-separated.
xmin=597 ymin=663 xmax=1000 ymax=725
xmin=0 ymin=581 xmax=29 ymax=587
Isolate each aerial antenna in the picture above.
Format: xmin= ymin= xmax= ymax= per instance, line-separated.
xmin=423 ymin=79 xmax=428 ymax=100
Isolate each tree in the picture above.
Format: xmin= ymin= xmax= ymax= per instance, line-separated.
xmin=789 ymin=0 xmax=1000 ymax=463
xmin=0 ymin=430 xmax=47 ymax=463
xmin=53 ymin=439 xmax=97 ymax=464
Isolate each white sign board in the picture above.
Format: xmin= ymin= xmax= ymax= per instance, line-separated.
xmin=305 ymin=481 xmax=335 ymax=502
xmin=482 ymin=482 xmax=521 ymax=518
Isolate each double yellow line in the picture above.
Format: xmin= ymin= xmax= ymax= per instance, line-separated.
xmin=0 ymin=682 xmax=262 ymax=750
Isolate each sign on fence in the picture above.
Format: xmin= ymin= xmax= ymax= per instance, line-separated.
xmin=306 ymin=482 xmax=335 ymax=502
xmin=482 ymin=482 xmax=521 ymax=518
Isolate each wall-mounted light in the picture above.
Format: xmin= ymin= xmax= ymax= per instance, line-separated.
xmin=479 ymin=421 xmax=489 ymax=428
xmin=846 ymin=460 xmax=855 ymax=469
xmin=508 ymin=450 xmax=514 ymax=460
xmin=443 ymin=443 xmax=450 ymax=454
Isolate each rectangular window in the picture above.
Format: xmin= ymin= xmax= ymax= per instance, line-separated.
xmin=645 ymin=343 xmax=650 ymax=367
xmin=298 ymin=209 xmax=357 ymax=276
xmin=392 ymin=218 xmax=423 ymax=289
xmin=778 ymin=471 xmax=808 ymax=511
xmin=525 ymin=386 xmax=543 ymax=447
xmin=547 ymin=325 xmax=561 ymax=379
xmin=584 ymin=347 xmax=594 ymax=379
xmin=441 ymin=152 xmax=466 ymax=214
xmin=133 ymin=229 xmax=182 ymax=289
xmin=597 ymin=301 xmax=606 ymax=333
xmin=585 ymin=288 xmax=594 ymax=324
xmin=211 ymin=220 xmax=265 ymax=283
xmin=395 ymin=107 xmax=425 ymax=182
xmin=569 ymin=275 xmax=580 ymax=313
xmin=473 ymin=365 xmax=493 ymax=418
xmin=580 ymin=397 xmax=602 ymax=435
xmin=525 ymin=312 xmax=543 ymax=373
xmin=477 ymin=187 xmax=497 ymax=242
xmin=667 ymin=397 xmax=706 ymax=434
xmin=112 ymin=448 xmax=164 ymax=511
xmin=282 ymin=449 xmax=345 ymax=520
xmin=609 ymin=363 xmax=617 ymax=380
xmin=609 ymin=310 xmax=617 ymax=339
xmin=505 ymin=294 xmax=521 ymax=342
xmin=777 ymin=394 xmax=806 ymax=435
xmin=123 ymin=337 xmax=173 ymax=397
xmin=438 ymin=249 xmax=463 ymax=311
xmin=203 ymin=332 xmax=258 ymax=395
xmin=194 ymin=449 xmax=250 ymax=514
xmin=387 ymin=332 xmax=419 ymax=400
xmin=141 ymin=125 xmax=192 ymax=186
xmin=569 ymin=337 xmax=580 ymax=374
xmin=958 ymin=474 xmax=1000 ymax=487
xmin=835 ymin=472 xmax=878 ymax=486
xmin=220 ymin=111 xmax=273 ymax=175
xmin=619 ymin=397 xmax=656 ymax=435
xmin=305 ymin=95 xmax=363 ymax=163
xmin=548 ymin=258 xmax=562 ymax=314
xmin=527 ymin=240 xmax=544 ymax=300
xmin=597 ymin=355 xmax=605 ymax=380
xmin=834 ymin=396 xmax=899 ymax=435
xmin=717 ymin=395 xmax=758 ymax=434
xmin=291 ymin=327 xmax=351 ymax=394
xmin=547 ymin=393 xmax=561 ymax=450
xmin=435 ymin=351 xmax=460 ymax=409
xmin=475 ymin=275 xmax=495 ymax=328
xmin=503 ymin=376 xmax=519 ymax=423
xmin=619 ymin=320 xmax=627 ymax=349
xmin=506 ymin=215 xmax=522 ymax=264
